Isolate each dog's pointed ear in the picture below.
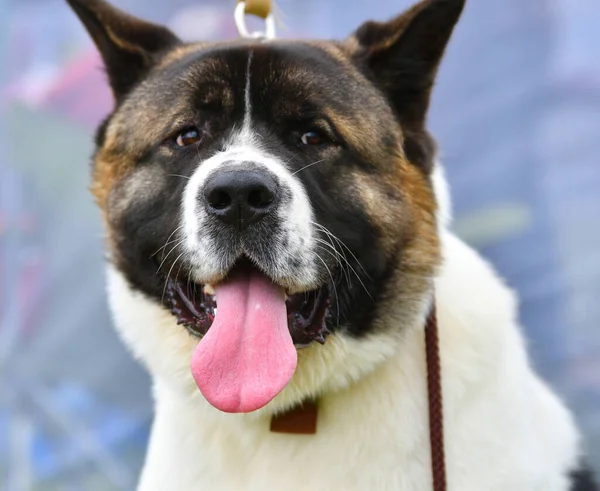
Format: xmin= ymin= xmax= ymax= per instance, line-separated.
xmin=66 ymin=0 xmax=181 ymax=100
xmin=346 ymin=0 xmax=465 ymax=170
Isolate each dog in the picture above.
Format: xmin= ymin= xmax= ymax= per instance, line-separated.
xmin=66 ymin=0 xmax=598 ymax=489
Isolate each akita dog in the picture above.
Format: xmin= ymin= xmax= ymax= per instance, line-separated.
xmin=66 ymin=0 xmax=597 ymax=489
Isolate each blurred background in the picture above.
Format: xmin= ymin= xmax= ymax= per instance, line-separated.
xmin=0 ymin=0 xmax=598 ymax=489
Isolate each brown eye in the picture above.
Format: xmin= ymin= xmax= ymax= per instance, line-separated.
xmin=176 ymin=127 xmax=202 ymax=147
xmin=300 ymin=131 xmax=323 ymax=146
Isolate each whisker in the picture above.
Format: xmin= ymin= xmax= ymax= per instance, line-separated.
xmin=156 ymin=238 xmax=185 ymax=274
xmin=291 ymin=158 xmax=326 ymax=176
xmin=175 ymin=259 xmax=186 ymax=285
xmin=152 ymin=237 xmax=181 ymax=259
xmin=313 ymin=250 xmax=340 ymax=328
xmin=314 ymin=243 xmax=341 ymax=270
xmin=343 ymin=260 xmax=372 ymax=301
xmin=312 ymin=221 xmax=372 ymax=280
xmin=283 ymin=153 xmax=299 ymax=167
xmin=162 ymin=252 xmax=185 ymax=303
xmin=168 ymin=174 xmax=191 ymax=180
xmin=314 ymin=238 xmax=350 ymax=285
xmin=311 ymin=222 xmax=373 ymax=300
xmin=187 ymin=265 xmax=193 ymax=300
xmin=150 ymin=225 xmax=184 ymax=258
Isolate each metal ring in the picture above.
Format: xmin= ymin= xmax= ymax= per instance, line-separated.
xmin=235 ymin=1 xmax=276 ymax=40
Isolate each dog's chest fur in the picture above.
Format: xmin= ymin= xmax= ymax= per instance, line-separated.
xmin=110 ymin=232 xmax=580 ymax=491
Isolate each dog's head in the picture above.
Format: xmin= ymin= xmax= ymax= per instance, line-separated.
xmin=67 ymin=0 xmax=463 ymax=414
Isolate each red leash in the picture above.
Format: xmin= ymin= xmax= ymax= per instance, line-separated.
xmin=425 ymin=302 xmax=447 ymax=491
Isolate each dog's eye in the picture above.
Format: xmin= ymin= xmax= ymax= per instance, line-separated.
xmin=175 ymin=127 xmax=203 ymax=147
xmin=300 ymin=131 xmax=324 ymax=146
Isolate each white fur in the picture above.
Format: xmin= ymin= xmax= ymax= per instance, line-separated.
xmin=106 ymin=166 xmax=582 ymax=491
xmin=432 ymin=163 xmax=452 ymax=230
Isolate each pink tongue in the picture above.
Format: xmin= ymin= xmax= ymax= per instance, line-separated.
xmin=191 ymin=268 xmax=297 ymax=413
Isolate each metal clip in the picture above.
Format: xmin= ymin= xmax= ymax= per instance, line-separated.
xmin=235 ymin=1 xmax=276 ymax=40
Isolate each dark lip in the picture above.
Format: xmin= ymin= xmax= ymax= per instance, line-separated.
xmin=165 ymin=262 xmax=332 ymax=347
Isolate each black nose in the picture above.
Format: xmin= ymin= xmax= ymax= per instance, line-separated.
xmin=203 ymin=169 xmax=279 ymax=230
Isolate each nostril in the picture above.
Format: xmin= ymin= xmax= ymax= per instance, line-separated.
xmin=208 ymin=189 xmax=232 ymax=210
xmin=248 ymin=187 xmax=275 ymax=210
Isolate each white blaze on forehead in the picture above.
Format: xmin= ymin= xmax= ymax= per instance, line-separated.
xmin=180 ymin=50 xmax=318 ymax=287
xmin=244 ymin=50 xmax=253 ymax=128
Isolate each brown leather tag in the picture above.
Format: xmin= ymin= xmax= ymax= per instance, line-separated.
xmin=270 ymin=401 xmax=318 ymax=435
xmin=238 ymin=0 xmax=272 ymax=19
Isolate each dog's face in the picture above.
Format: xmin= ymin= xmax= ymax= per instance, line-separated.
xmin=68 ymin=0 xmax=463 ymax=413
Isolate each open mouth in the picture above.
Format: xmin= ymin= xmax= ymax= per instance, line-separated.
xmin=164 ymin=260 xmax=333 ymax=413
xmin=165 ymin=261 xmax=332 ymax=347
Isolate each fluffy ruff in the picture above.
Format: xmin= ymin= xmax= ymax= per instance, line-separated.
xmin=107 ymin=228 xmax=582 ymax=491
